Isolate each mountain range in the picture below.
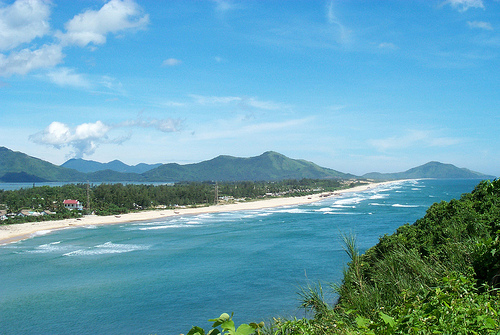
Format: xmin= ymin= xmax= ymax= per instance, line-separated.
xmin=61 ymin=158 xmax=162 ymax=174
xmin=0 ymin=146 xmax=495 ymax=183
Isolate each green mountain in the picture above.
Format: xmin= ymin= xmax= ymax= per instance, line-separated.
xmin=143 ymin=151 xmax=355 ymax=182
xmin=362 ymin=161 xmax=496 ymax=180
xmin=0 ymin=147 xmax=86 ymax=182
xmin=61 ymin=158 xmax=161 ymax=174
xmin=0 ymin=147 xmax=352 ymax=183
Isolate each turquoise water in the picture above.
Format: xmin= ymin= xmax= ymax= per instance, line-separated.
xmin=0 ymin=179 xmax=482 ymax=334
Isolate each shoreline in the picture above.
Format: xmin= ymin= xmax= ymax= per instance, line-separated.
xmin=0 ymin=180 xmax=404 ymax=245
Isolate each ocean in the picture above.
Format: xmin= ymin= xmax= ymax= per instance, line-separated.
xmin=0 ymin=179 xmax=483 ymax=334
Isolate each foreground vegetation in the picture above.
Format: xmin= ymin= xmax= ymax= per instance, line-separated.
xmin=0 ymin=179 xmax=356 ymax=223
xmin=188 ymin=179 xmax=500 ymax=334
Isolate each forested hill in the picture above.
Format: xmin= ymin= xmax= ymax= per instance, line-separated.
xmin=142 ymin=151 xmax=355 ymax=181
xmin=363 ymin=161 xmax=495 ymax=180
xmin=0 ymin=147 xmax=86 ymax=182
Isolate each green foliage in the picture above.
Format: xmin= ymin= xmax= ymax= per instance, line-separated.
xmin=272 ymin=179 xmax=500 ymax=335
xmin=185 ymin=313 xmax=264 ymax=335
xmin=353 ymin=274 xmax=500 ymax=334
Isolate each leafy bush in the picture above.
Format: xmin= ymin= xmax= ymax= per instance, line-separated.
xmin=185 ymin=313 xmax=264 ymax=335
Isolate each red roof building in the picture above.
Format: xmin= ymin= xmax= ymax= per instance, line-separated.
xmin=63 ymin=199 xmax=83 ymax=210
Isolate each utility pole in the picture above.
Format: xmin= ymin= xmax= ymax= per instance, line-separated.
xmin=86 ymin=181 xmax=90 ymax=214
xmin=214 ymin=181 xmax=218 ymax=205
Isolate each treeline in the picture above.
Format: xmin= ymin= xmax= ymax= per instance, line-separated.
xmin=0 ymin=178 xmax=349 ymax=222
xmin=266 ymin=179 xmax=500 ymax=334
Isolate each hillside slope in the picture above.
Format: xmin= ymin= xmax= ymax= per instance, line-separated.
xmin=363 ymin=161 xmax=495 ymax=180
xmin=142 ymin=151 xmax=355 ymax=181
xmin=0 ymin=147 xmax=85 ymax=182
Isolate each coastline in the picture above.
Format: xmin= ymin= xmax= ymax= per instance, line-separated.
xmin=0 ymin=180 xmax=403 ymax=245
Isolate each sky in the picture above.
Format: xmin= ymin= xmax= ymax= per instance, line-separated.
xmin=1 ymin=0 xmax=499 ymax=177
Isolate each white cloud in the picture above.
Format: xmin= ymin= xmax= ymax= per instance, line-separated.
xmin=0 ymin=0 xmax=51 ymax=51
xmin=378 ymin=42 xmax=398 ymax=50
xmin=30 ymin=121 xmax=72 ymax=148
xmin=467 ymin=21 xmax=493 ymax=30
xmin=74 ymin=121 xmax=110 ymax=140
xmin=189 ymin=94 xmax=242 ymax=105
xmin=98 ymin=75 xmax=123 ymax=91
xmin=212 ymin=0 xmax=236 ymax=13
xmin=57 ymin=0 xmax=149 ymax=47
xmin=195 ymin=118 xmax=310 ymax=141
xmin=0 ymin=44 xmax=63 ymax=76
xmin=30 ymin=121 xmax=113 ymax=157
xmin=245 ymin=97 xmax=288 ymax=110
xmin=46 ymin=67 xmax=91 ymax=88
xmin=188 ymin=94 xmax=289 ymax=110
xmin=162 ymin=58 xmax=182 ymax=66
xmin=445 ymin=0 xmax=484 ymax=11
xmin=0 ymin=1 xmax=150 ymax=79
xmin=368 ymin=130 xmax=462 ymax=152
xmin=326 ymin=0 xmax=351 ymax=44
xmin=30 ymin=115 xmax=182 ymax=158
xmin=119 ymin=117 xmax=183 ymax=132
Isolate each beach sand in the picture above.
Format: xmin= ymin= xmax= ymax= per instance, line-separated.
xmin=0 ymin=180 xmax=402 ymax=245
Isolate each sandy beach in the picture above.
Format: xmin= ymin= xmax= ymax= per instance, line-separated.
xmin=0 ymin=180 xmax=402 ymax=245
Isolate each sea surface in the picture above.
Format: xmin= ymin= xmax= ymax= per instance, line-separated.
xmin=0 ymin=179 xmax=484 ymax=334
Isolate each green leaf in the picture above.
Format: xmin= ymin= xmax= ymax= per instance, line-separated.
xmin=379 ymin=312 xmax=395 ymax=327
xmin=221 ymin=320 xmax=235 ymax=332
xmin=210 ymin=313 xmax=232 ymax=327
xmin=355 ymin=316 xmax=371 ymax=329
xmin=208 ymin=329 xmax=221 ymax=335
xmin=187 ymin=326 xmax=205 ymax=335
xmin=235 ymin=323 xmax=256 ymax=335
xmin=483 ymin=317 xmax=497 ymax=329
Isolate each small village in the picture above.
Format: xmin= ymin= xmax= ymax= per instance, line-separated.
xmin=0 ymin=199 xmax=83 ymax=221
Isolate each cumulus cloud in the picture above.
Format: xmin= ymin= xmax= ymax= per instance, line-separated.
xmin=56 ymin=0 xmax=149 ymax=47
xmin=0 ymin=0 xmax=149 ymax=85
xmin=30 ymin=116 xmax=183 ymax=158
xmin=467 ymin=21 xmax=493 ymax=30
xmin=444 ymin=0 xmax=484 ymax=11
xmin=30 ymin=121 xmax=114 ymax=157
xmin=0 ymin=44 xmax=64 ymax=76
xmin=162 ymin=58 xmax=182 ymax=66
xmin=0 ymin=0 xmax=51 ymax=51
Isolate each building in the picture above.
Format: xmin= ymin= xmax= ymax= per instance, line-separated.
xmin=63 ymin=199 xmax=83 ymax=210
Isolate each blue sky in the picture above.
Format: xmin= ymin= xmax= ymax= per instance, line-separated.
xmin=1 ymin=0 xmax=499 ymax=176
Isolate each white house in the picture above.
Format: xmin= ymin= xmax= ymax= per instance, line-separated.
xmin=63 ymin=199 xmax=83 ymax=210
